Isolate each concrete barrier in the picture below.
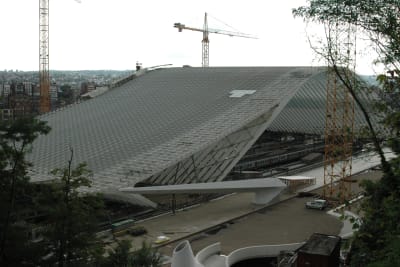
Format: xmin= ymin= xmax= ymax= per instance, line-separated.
xmin=195 ymin=242 xmax=221 ymax=264
xmin=171 ymin=240 xmax=203 ymax=267
xmin=226 ymin=243 xmax=304 ymax=266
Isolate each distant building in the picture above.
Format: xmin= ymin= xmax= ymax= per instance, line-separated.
xmin=23 ymin=81 xmax=34 ymax=95
xmin=80 ymin=81 xmax=96 ymax=95
xmin=7 ymin=92 xmax=35 ymax=117
xmin=15 ymin=82 xmax=24 ymax=94
xmin=50 ymin=83 xmax=58 ymax=108
xmin=32 ymin=84 xmax=40 ymax=97
xmin=2 ymin=83 xmax=11 ymax=97
xmin=1 ymin=109 xmax=14 ymax=120
xmin=0 ymin=81 xmax=38 ymax=118
xmin=87 ymin=82 xmax=96 ymax=92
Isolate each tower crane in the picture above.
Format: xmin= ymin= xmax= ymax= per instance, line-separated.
xmin=174 ymin=13 xmax=257 ymax=67
xmin=39 ymin=0 xmax=81 ymax=114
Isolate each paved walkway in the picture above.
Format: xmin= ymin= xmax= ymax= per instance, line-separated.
xmin=105 ymin=192 xmax=259 ymax=250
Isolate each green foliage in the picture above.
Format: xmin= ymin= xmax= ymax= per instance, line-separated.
xmin=131 ymin=241 xmax=162 ymax=267
xmin=375 ymin=73 xmax=400 ymax=155
xmin=349 ymin=170 xmax=400 ymax=266
xmin=293 ymin=1 xmax=400 ymax=266
xmin=368 ymin=238 xmax=400 ymax=267
xmin=0 ymin=117 xmax=50 ymax=266
xmin=293 ymin=0 xmax=400 ymax=67
xmin=39 ymin=152 xmax=105 ymax=267
xmin=106 ymin=240 xmax=133 ymax=267
xmin=58 ymin=85 xmax=75 ymax=105
xmin=104 ymin=240 xmax=162 ymax=267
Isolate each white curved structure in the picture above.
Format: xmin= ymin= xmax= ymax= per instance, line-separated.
xmin=171 ymin=240 xmax=304 ymax=267
xmin=120 ymin=177 xmax=286 ymax=205
xmin=195 ymin=242 xmax=222 ymax=264
xmin=226 ymin=243 xmax=304 ymax=266
xmin=171 ymin=240 xmax=203 ymax=267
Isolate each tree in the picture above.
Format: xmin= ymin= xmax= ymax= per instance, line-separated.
xmin=58 ymin=85 xmax=75 ymax=105
xmin=39 ymin=150 xmax=105 ymax=267
xmin=293 ymin=0 xmax=400 ymax=69
xmin=103 ymin=240 xmax=162 ymax=267
xmin=293 ymin=1 xmax=400 ymax=266
xmin=106 ymin=240 xmax=132 ymax=267
xmin=0 ymin=117 xmax=50 ymax=266
xmin=131 ymin=241 xmax=162 ymax=267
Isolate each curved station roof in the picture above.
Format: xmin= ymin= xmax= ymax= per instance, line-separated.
xmin=28 ymin=67 xmax=377 ymax=201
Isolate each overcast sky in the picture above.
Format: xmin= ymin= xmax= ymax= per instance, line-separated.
xmin=0 ymin=0 xmax=379 ymax=74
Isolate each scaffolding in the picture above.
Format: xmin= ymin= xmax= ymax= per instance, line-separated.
xmin=323 ymin=16 xmax=357 ymax=203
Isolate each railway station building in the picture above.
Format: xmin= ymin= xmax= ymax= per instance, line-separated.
xmin=27 ymin=66 xmax=379 ymax=206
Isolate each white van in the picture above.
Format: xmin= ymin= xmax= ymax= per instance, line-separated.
xmin=305 ymin=199 xmax=327 ymax=210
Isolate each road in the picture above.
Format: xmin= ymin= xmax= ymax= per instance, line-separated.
xmin=103 ymin=150 xmax=387 ymax=261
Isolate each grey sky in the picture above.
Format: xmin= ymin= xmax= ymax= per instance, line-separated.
xmin=0 ymin=0 xmax=378 ymax=74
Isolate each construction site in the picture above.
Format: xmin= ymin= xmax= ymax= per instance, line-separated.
xmin=1 ymin=1 xmax=391 ymax=266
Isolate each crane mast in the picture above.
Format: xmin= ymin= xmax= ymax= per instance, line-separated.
xmin=39 ymin=0 xmax=50 ymax=113
xmin=39 ymin=0 xmax=81 ymax=114
xmin=202 ymin=13 xmax=209 ymax=67
xmin=174 ymin=13 xmax=257 ymax=67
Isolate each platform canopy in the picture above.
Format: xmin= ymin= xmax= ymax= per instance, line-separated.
xmin=120 ymin=177 xmax=287 ymax=205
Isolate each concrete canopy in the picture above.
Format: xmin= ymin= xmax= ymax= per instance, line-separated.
xmin=120 ymin=178 xmax=287 ymax=205
xmin=27 ymin=67 xmax=377 ymax=205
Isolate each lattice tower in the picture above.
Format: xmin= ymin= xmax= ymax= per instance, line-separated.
xmin=39 ymin=0 xmax=51 ymax=113
xmin=202 ymin=13 xmax=210 ymax=67
xmin=323 ymin=16 xmax=357 ymax=204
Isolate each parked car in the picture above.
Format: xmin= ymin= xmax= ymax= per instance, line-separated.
xmin=305 ymin=199 xmax=327 ymax=210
